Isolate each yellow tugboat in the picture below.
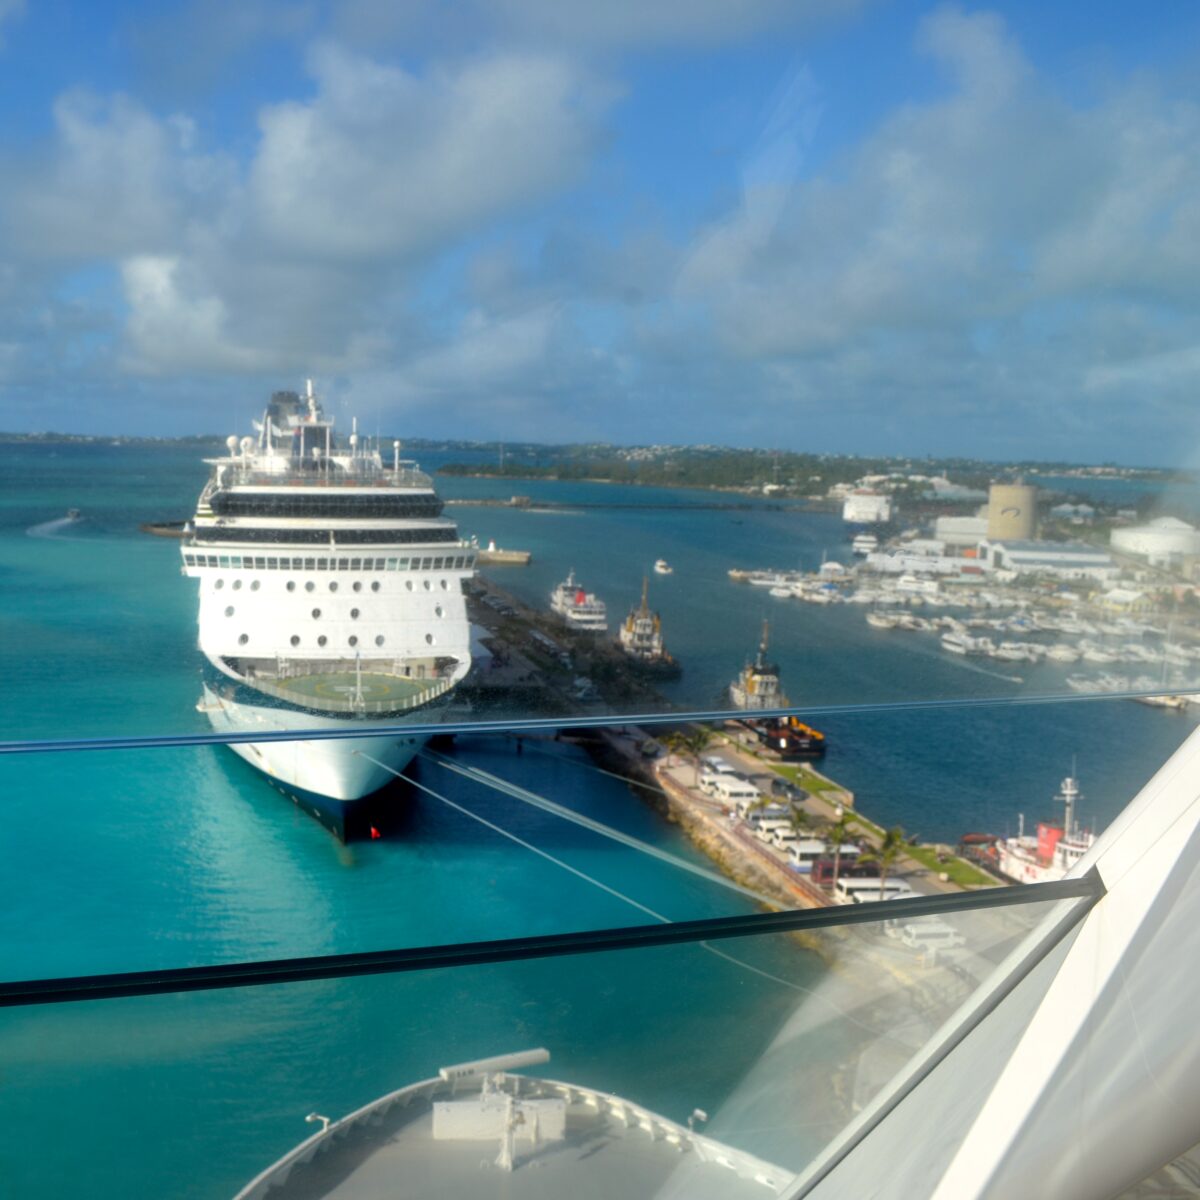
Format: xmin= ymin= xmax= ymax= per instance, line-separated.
xmin=617 ymin=577 xmax=681 ymax=678
xmin=728 ymin=619 xmax=788 ymax=709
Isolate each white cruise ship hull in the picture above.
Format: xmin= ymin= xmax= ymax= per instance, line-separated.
xmin=201 ymin=682 xmax=430 ymax=838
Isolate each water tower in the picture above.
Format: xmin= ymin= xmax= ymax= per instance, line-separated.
xmin=987 ymin=482 xmax=1037 ymax=541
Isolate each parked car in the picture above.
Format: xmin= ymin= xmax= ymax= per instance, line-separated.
xmin=771 ymin=778 xmax=805 ymax=801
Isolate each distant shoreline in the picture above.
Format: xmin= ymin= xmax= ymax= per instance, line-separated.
xmin=0 ymin=432 xmax=1180 ymax=481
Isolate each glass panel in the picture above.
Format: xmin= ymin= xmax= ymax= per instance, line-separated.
xmin=0 ymin=896 xmax=1069 ymax=1199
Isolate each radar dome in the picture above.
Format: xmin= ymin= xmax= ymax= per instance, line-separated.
xmin=239 ymin=436 xmax=254 ymax=455
xmin=225 ymin=435 xmax=238 ymax=453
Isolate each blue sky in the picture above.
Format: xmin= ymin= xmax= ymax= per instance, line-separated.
xmin=1 ymin=0 xmax=1199 ymax=464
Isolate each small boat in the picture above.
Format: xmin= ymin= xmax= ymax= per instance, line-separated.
xmin=768 ymin=586 xmax=793 ymax=598
xmin=1045 ymin=644 xmax=1080 ymax=664
xmin=866 ymin=611 xmax=900 ymax=630
xmin=1133 ymin=695 xmax=1189 ymax=710
xmin=66 ymin=508 xmax=81 ymax=520
xmin=653 ymin=559 xmax=673 ymax=575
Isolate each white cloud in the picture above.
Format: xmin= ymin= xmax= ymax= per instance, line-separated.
xmin=7 ymin=92 xmax=229 ymax=262
xmin=4 ymin=44 xmax=610 ymax=379
xmin=654 ymin=5 xmax=1200 ymax=457
xmin=248 ymin=46 xmax=609 ymax=261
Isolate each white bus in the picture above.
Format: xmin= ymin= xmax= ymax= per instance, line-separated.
xmin=787 ymin=838 xmax=830 ymax=872
xmin=833 ymin=877 xmax=916 ymax=905
xmin=712 ymin=777 xmax=760 ymax=804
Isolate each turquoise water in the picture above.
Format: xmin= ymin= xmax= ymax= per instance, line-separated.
xmin=1 ymin=443 xmax=1197 ymax=1195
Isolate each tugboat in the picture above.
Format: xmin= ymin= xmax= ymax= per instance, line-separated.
xmin=728 ymin=620 xmax=788 ymax=710
xmin=616 ymin=577 xmax=681 ymax=677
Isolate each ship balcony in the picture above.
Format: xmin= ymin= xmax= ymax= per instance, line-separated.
xmin=224 ymin=655 xmax=461 ymax=715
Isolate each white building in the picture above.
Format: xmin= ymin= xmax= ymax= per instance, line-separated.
xmin=935 ymin=514 xmax=989 ymax=547
xmin=977 ymin=539 xmax=1119 ymax=581
xmin=843 ymin=492 xmax=893 ymax=525
xmin=1111 ymin=517 xmax=1200 ymax=564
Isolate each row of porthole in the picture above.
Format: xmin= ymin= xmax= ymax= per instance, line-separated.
xmin=225 ymin=606 xmax=444 ymax=619
xmin=234 ymin=633 xmax=415 ymax=648
xmin=212 ymin=578 xmax=452 ymax=594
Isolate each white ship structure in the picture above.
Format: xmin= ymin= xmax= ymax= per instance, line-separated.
xmin=182 ymin=382 xmax=474 ymax=838
xmin=996 ymin=771 xmax=1095 ymax=884
xmin=729 ymin=620 xmax=788 ymax=710
xmin=617 ymin=578 xmax=680 ymax=676
xmin=550 ymin=570 xmax=608 ymax=632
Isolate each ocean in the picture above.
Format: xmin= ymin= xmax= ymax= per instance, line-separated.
xmin=1 ymin=442 xmax=1195 ymax=1196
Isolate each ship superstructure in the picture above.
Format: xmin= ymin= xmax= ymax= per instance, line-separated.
xmin=729 ymin=620 xmax=788 ymax=710
xmin=182 ymin=382 xmax=474 ymax=836
xmin=617 ymin=578 xmax=680 ymax=676
xmin=549 ymin=570 xmax=608 ymax=633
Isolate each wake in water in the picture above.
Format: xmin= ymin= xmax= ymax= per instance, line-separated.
xmin=26 ymin=516 xmax=82 ymax=539
xmin=944 ymin=657 xmax=1024 ymax=685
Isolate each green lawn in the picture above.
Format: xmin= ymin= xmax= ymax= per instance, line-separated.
xmin=900 ymin=843 xmax=997 ymax=889
xmin=771 ymin=763 xmax=843 ymax=797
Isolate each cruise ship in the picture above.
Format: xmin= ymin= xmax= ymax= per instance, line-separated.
xmin=549 ymin=570 xmax=608 ymax=632
xmin=182 ymin=383 xmax=474 ymax=838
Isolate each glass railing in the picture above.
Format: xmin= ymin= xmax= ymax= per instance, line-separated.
xmin=0 ymin=872 xmax=1095 ymax=1199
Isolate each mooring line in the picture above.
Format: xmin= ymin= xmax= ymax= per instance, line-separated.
xmin=420 ymin=747 xmax=773 ymax=906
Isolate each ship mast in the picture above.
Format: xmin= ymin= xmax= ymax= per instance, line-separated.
xmin=1058 ymin=761 xmax=1081 ymax=840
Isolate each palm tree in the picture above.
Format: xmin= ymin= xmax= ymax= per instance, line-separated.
xmin=662 ymin=726 xmax=713 ymax=785
xmin=827 ymin=815 xmax=853 ymax=891
xmin=681 ymin=726 xmax=714 ymax=785
xmin=861 ymin=825 xmax=907 ymax=900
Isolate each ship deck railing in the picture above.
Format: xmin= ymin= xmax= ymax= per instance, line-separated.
xmin=208 ymin=465 xmax=434 ymax=491
xmin=240 ymin=664 xmax=456 ymax=715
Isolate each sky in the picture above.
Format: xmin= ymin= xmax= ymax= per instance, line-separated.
xmin=1 ymin=0 xmax=1199 ymax=464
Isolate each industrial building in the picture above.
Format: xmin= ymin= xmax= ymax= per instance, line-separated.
xmin=1111 ymin=517 xmax=1200 ymax=565
xmin=978 ymin=539 xmax=1119 ymax=581
xmin=935 ymin=514 xmax=989 ymax=547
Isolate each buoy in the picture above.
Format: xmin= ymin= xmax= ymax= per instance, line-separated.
xmin=370 ymin=826 xmax=381 ymax=840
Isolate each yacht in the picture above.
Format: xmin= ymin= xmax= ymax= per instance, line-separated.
xmin=995 ymin=772 xmax=1095 ymax=884
xmin=182 ymin=382 xmax=474 ymax=838
xmin=851 ymin=532 xmax=879 ymax=556
xmin=616 ymin=578 xmax=681 ymax=676
xmin=729 ymin=620 xmax=788 ymax=710
xmin=549 ymin=570 xmax=608 ymax=632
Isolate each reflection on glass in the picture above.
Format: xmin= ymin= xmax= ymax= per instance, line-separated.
xmin=0 ymin=899 xmax=1068 ymax=1199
